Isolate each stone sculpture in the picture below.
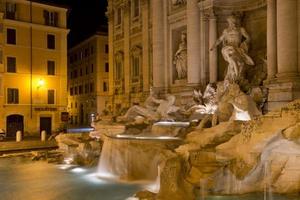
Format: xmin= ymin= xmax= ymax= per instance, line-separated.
xmin=174 ymin=32 xmax=187 ymax=80
xmin=187 ymin=84 xmax=218 ymax=116
xmin=210 ymin=15 xmax=254 ymax=82
xmin=118 ymin=88 xmax=180 ymax=123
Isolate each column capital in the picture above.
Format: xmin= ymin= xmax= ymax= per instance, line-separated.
xmin=208 ymin=8 xmax=217 ymax=19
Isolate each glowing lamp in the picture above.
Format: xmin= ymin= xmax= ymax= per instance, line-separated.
xmin=37 ymin=79 xmax=45 ymax=88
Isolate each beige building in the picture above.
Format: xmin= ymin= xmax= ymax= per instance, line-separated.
xmin=0 ymin=0 xmax=69 ymax=137
xmin=68 ymin=32 xmax=109 ymax=126
xmin=107 ymin=0 xmax=152 ymax=114
xmin=107 ymin=0 xmax=300 ymax=112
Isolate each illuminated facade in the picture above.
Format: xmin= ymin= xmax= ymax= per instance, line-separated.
xmin=107 ymin=0 xmax=152 ymax=114
xmin=107 ymin=0 xmax=300 ymax=113
xmin=0 ymin=0 xmax=69 ymax=137
xmin=68 ymin=32 xmax=109 ymax=126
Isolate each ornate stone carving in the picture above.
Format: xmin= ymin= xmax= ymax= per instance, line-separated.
xmin=174 ymin=32 xmax=187 ymax=80
xmin=210 ymin=15 xmax=254 ymax=83
xmin=171 ymin=0 xmax=187 ymax=6
xmin=117 ymin=88 xmax=180 ymax=123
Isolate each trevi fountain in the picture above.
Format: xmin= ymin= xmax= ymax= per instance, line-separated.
xmin=56 ymin=9 xmax=300 ymax=200
xmin=3 ymin=0 xmax=300 ymax=200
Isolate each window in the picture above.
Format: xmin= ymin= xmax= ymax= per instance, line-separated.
xmin=105 ymin=44 xmax=109 ymax=54
xmin=7 ymin=88 xmax=18 ymax=104
xmin=90 ymin=82 xmax=94 ymax=93
xmin=91 ymin=46 xmax=94 ymax=54
xmin=7 ymin=28 xmax=16 ymax=45
xmin=116 ymin=61 xmax=122 ymax=80
xmin=79 ymin=85 xmax=83 ymax=94
xmin=85 ymin=48 xmax=89 ymax=57
xmin=73 ymin=70 xmax=78 ymax=78
xmin=6 ymin=3 xmax=16 ymax=20
xmin=116 ymin=7 xmax=122 ymax=25
xmin=47 ymin=60 xmax=55 ymax=75
xmin=47 ymin=34 xmax=55 ymax=49
xmin=80 ymin=68 xmax=83 ymax=76
xmin=105 ymin=62 xmax=109 ymax=72
xmin=70 ymin=87 xmax=73 ymax=96
xmin=103 ymin=82 xmax=108 ymax=92
xmin=132 ymin=56 xmax=140 ymax=78
xmin=48 ymin=90 xmax=55 ymax=104
xmin=91 ymin=64 xmax=94 ymax=73
xmin=44 ymin=10 xmax=58 ymax=27
xmin=7 ymin=57 xmax=16 ymax=73
xmin=86 ymin=66 xmax=89 ymax=75
xmin=132 ymin=0 xmax=140 ymax=18
xmin=75 ymin=116 xmax=78 ymax=124
xmin=85 ymin=84 xmax=89 ymax=94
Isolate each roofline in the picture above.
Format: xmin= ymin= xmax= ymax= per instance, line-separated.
xmin=69 ymin=33 xmax=108 ymax=52
xmin=28 ymin=0 xmax=70 ymax=10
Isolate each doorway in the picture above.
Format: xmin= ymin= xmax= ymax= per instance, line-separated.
xmin=6 ymin=115 xmax=24 ymax=138
xmin=40 ymin=117 xmax=52 ymax=135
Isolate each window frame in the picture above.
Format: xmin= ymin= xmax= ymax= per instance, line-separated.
xmin=47 ymin=89 xmax=55 ymax=104
xmin=47 ymin=34 xmax=55 ymax=50
xmin=7 ymin=88 xmax=19 ymax=104
xmin=7 ymin=28 xmax=16 ymax=45
xmin=7 ymin=56 xmax=16 ymax=73
xmin=47 ymin=60 xmax=55 ymax=75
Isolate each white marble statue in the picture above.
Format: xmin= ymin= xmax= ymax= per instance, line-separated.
xmin=174 ymin=32 xmax=187 ymax=80
xmin=221 ymin=83 xmax=261 ymax=121
xmin=187 ymin=84 xmax=218 ymax=116
xmin=118 ymin=88 xmax=179 ymax=122
xmin=210 ymin=15 xmax=254 ymax=82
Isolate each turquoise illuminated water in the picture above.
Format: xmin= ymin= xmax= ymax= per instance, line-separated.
xmin=0 ymin=157 xmax=299 ymax=200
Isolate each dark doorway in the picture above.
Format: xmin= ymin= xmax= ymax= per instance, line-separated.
xmin=40 ymin=117 xmax=52 ymax=135
xmin=6 ymin=115 xmax=24 ymax=138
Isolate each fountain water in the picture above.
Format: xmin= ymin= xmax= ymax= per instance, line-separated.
xmin=264 ymin=160 xmax=273 ymax=200
xmin=200 ymin=179 xmax=207 ymax=200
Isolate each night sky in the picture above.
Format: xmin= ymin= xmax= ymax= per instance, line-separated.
xmin=41 ymin=0 xmax=108 ymax=47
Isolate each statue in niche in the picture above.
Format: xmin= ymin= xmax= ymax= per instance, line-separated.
xmin=173 ymin=32 xmax=187 ymax=80
xmin=210 ymin=15 xmax=255 ymax=83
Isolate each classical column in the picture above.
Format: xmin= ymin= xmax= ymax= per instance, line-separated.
xmin=200 ymin=9 xmax=208 ymax=85
xmin=107 ymin=4 xmax=114 ymax=97
xmin=152 ymin=0 xmax=165 ymax=89
xmin=123 ymin=2 xmax=130 ymax=95
xmin=267 ymin=0 xmax=277 ymax=79
xmin=187 ymin=0 xmax=201 ymax=85
xmin=276 ymin=0 xmax=298 ymax=77
xmin=209 ymin=10 xmax=218 ymax=83
xmin=141 ymin=0 xmax=150 ymax=92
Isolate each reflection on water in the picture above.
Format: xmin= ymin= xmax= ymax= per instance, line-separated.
xmin=0 ymin=157 xmax=140 ymax=200
xmin=205 ymin=194 xmax=300 ymax=200
xmin=1 ymin=157 xmax=300 ymax=200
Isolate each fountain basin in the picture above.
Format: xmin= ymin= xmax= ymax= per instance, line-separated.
xmin=97 ymin=134 xmax=182 ymax=182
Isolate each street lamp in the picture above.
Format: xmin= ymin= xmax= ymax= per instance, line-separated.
xmin=37 ymin=79 xmax=45 ymax=89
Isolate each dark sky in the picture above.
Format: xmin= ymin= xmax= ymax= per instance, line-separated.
xmin=41 ymin=0 xmax=108 ymax=48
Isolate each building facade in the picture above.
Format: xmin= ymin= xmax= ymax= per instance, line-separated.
xmin=0 ymin=0 xmax=69 ymax=137
xmin=107 ymin=0 xmax=152 ymax=114
xmin=68 ymin=32 xmax=109 ymax=126
xmin=107 ymin=0 xmax=300 ymax=112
